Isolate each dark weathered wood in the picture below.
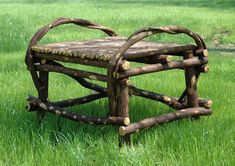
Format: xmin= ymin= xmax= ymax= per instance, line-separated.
xmin=51 ymin=93 xmax=107 ymax=108
xmin=31 ymin=36 xmax=197 ymax=62
xmin=198 ymin=98 xmax=213 ymax=109
xmin=119 ymin=79 xmax=132 ymax=87
xmin=130 ymin=55 xmax=173 ymax=64
xmin=129 ymin=86 xmax=212 ymax=109
xmin=178 ymin=64 xmax=209 ymax=73
xmin=46 ymin=60 xmax=108 ymax=94
xmin=35 ymin=64 xmax=108 ymax=82
xmin=184 ymin=51 xmax=199 ymax=120
xmin=116 ymin=57 xmax=208 ymax=78
xmin=26 ymin=102 xmax=38 ymax=112
xmin=174 ymin=97 xmax=212 ymax=109
xmin=27 ymin=96 xmax=130 ymax=126
xmin=119 ymin=107 xmax=212 ymax=136
xmin=178 ymin=69 xmax=201 ymax=103
xmin=72 ymin=76 xmax=107 ymax=94
xmin=34 ymin=52 xmax=109 ymax=68
xmin=129 ymin=85 xmax=213 ymax=110
xmin=184 ymin=51 xmax=199 ymax=108
xmin=195 ymin=48 xmax=208 ymax=57
xmin=196 ymin=65 xmax=209 ymax=73
xmin=37 ymin=67 xmax=49 ymax=121
xmin=117 ymin=80 xmax=131 ymax=146
xmin=129 ymin=86 xmax=183 ymax=109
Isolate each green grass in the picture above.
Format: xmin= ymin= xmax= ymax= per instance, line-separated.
xmin=0 ymin=0 xmax=235 ymax=165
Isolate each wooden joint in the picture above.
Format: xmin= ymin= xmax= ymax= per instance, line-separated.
xmin=119 ymin=60 xmax=130 ymax=71
xmin=119 ymin=79 xmax=132 ymax=87
xmin=198 ymin=98 xmax=213 ymax=109
xmin=123 ymin=117 xmax=130 ymax=126
xmin=158 ymin=55 xmax=173 ymax=63
xmin=202 ymin=65 xmax=209 ymax=73
xmin=195 ymin=49 xmax=208 ymax=57
xmin=196 ymin=65 xmax=209 ymax=73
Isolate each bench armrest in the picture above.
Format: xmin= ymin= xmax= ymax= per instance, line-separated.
xmin=109 ymin=26 xmax=207 ymax=76
xmin=26 ymin=17 xmax=117 ymax=67
xmin=25 ymin=18 xmax=117 ymax=92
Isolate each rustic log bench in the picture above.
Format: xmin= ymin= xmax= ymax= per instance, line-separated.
xmin=26 ymin=18 xmax=213 ymax=146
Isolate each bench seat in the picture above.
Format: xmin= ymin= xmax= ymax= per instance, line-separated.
xmin=32 ymin=36 xmax=196 ymax=62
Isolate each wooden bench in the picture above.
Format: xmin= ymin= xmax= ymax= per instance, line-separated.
xmin=26 ymin=18 xmax=213 ymax=146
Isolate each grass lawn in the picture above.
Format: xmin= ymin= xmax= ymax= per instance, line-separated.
xmin=0 ymin=0 xmax=234 ymax=165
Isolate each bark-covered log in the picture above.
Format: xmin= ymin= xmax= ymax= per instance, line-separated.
xmin=35 ymin=53 xmax=131 ymax=71
xmin=119 ymin=79 xmax=132 ymax=87
xmin=195 ymin=48 xmax=208 ymax=57
xmin=198 ymin=98 xmax=213 ymax=109
xmin=47 ymin=61 xmax=107 ymax=94
xmin=175 ymin=97 xmax=212 ymax=109
xmin=184 ymin=51 xmax=199 ymax=108
xmin=129 ymin=86 xmax=183 ymax=109
xmin=116 ymin=57 xmax=208 ymax=78
xmin=178 ymin=64 xmax=209 ymax=73
xmin=37 ymin=63 xmax=49 ymax=121
xmin=177 ymin=70 xmax=201 ymax=103
xmin=119 ymin=107 xmax=212 ymax=136
xmin=35 ymin=64 xmax=108 ymax=82
xmin=34 ymin=52 xmax=109 ymax=68
xmin=73 ymin=76 xmax=107 ymax=93
xmin=116 ymin=80 xmax=131 ymax=146
xmin=196 ymin=65 xmax=209 ymax=73
xmin=27 ymin=96 xmax=130 ymax=126
xmin=56 ymin=80 xmax=212 ymax=110
xmin=51 ymin=93 xmax=107 ymax=108
xmin=129 ymin=86 xmax=213 ymax=109
xmin=130 ymin=55 xmax=173 ymax=64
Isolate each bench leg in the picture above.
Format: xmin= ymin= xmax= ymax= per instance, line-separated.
xmin=37 ymin=69 xmax=49 ymax=122
xmin=117 ymin=79 xmax=131 ymax=146
xmin=184 ymin=51 xmax=199 ymax=119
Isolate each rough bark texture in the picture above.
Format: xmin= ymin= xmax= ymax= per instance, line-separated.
xmin=116 ymin=57 xmax=208 ymax=78
xmin=131 ymin=55 xmax=173 ymax=64
xmin=51 ymin=93 xmax=107 ymax=108
xmin=184 ymin=51 xmax=200 ymax=120
xmin=184 ymin=51 xmax=199 ymax=108
xmin=119 ymin=107 xmax=212 ymax=136
xmin=28 ymin=96 xmax=130 ymax=126
xmin=35 ymin=64 xmax=108 ymax=82
xmin=116 ymin=81 xmax=131 ymax=146
xmin=34 ymin=52 xmax=109 ymax=68
xmin=37 ymin=65 xmax=49 ymax=122
xmin=129 ymin=86 xmax=183 ymax=109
